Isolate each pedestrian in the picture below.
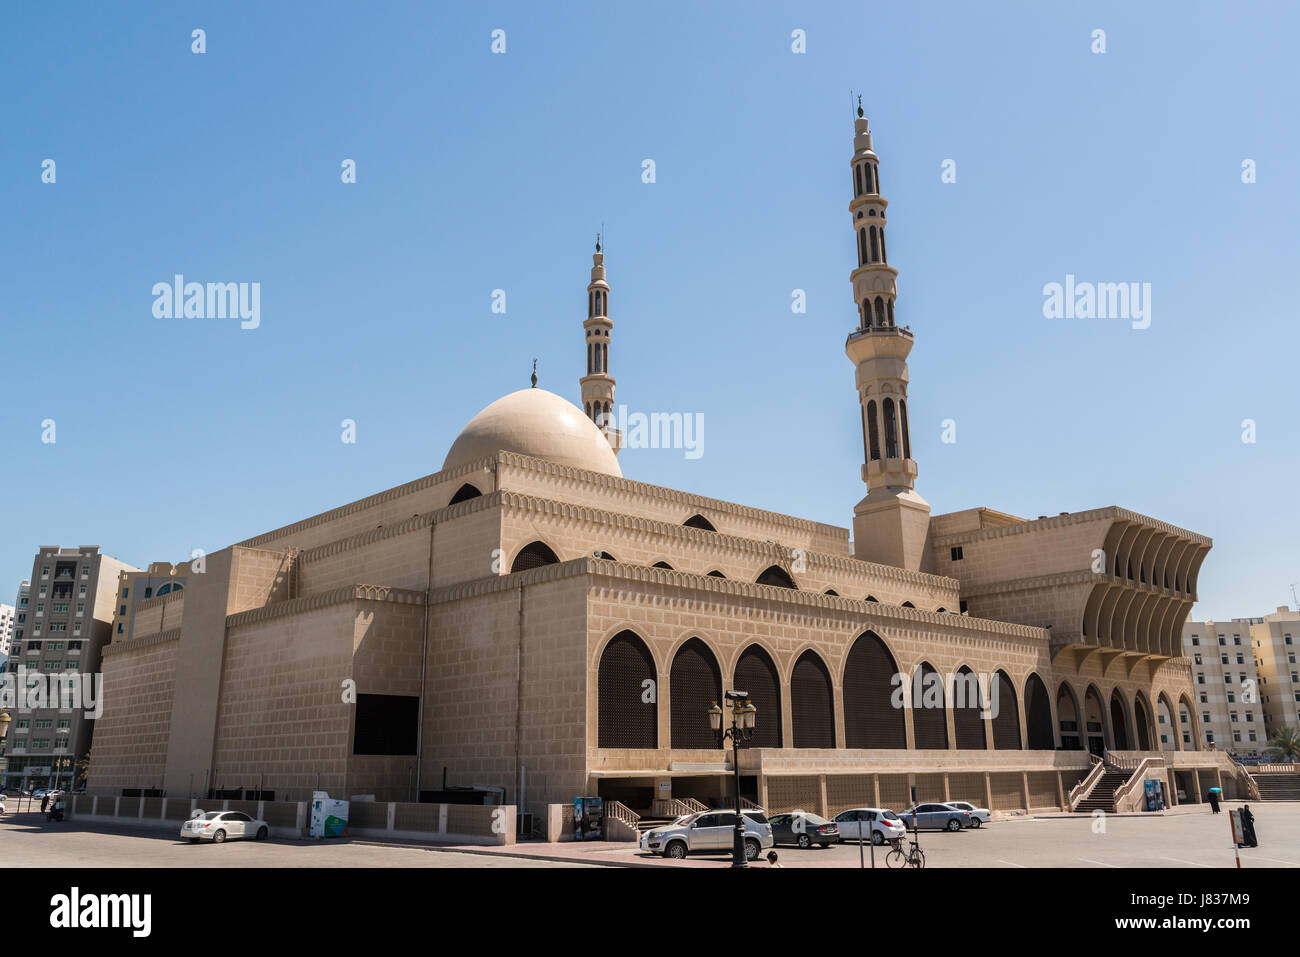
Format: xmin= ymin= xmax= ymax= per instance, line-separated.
xmin=40 ymin=793 xmax=49 ymax=814
xmin=766 ymin=850 xmax=782 ymax=868
xmin=1240 ymin=804 xmax=1258 ymax=848
xmin=1207 ymin=789 xmax=1220 ymax=813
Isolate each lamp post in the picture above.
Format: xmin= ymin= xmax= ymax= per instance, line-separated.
xmin=709 ymin=691 xmax=756 ymax=868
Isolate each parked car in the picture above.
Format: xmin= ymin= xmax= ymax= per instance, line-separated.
xmin=945 ymin=801 xmax=990 ymax=827
xmin=768 ymin=811 xmax=839 ymax=848
xmin=181 ymin=810 xmax=270 ymax=843
xmin=32 ymin=789 xmax=51 ymax=800
xmin=897 ymin=803 xmax=972 ymax=832
xmin=639 ymin=809 xmax=773 ymax=860
xmin=832 ymin=807 xmax=907 ymax=845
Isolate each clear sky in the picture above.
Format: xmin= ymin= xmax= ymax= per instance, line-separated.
xmin=1 ymin=2 xmax=1296 ymax=622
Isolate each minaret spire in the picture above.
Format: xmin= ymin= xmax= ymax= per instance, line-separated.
xmin=844 ymin=110 xmax=931 ymax=571
xmin=580 ymin=237 xmax=622 ymax=454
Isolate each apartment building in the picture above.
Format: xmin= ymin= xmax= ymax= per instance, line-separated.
xmin=1251 ymin=606 xmax=1300 ymax=741
xmin=2 ymin=549 xmax=137 ymax=790
xmin=0 ymin=601 xmax=14 ymax=661
xmin=1181 ymin=618 xmax=1264 ymax=758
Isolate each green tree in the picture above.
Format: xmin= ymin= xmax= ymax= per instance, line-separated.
xmin=1265 ymin=726 xmax=1300 ymax=762
xmin=75 ymin=750 xmax=92 ymax=789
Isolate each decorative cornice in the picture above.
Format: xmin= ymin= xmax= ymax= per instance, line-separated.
xmin=225 ymin=584 xmax=426 ymax=629
xmin=102 ymin=628 xmax=181 ymax=656
xmin=931 ymin=506 xmax=1211 ymax=548
xmin=963 ymin=570 xmax=1194 ymax=603
xmin=427 ymin=557 xmax=1046 ymax=640
xmin=495 ymin=451 xmax=848 ymax=541
xmin=496 ymin=490 xmax=956 ymax=593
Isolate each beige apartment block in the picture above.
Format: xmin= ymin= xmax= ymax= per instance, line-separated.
xmin=1250 ymin=607 xmax=1300 ymax=742
xmin=1181 ymin=618 xmax=1265 ymax=758
xmin=86 ymin=113 xmax=1229 ymax=817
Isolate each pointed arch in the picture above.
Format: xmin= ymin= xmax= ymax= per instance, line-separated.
xmin=756 ymin=565 xmax=796 ymax=589
xmin=911 ymin=661 xmax=948 ymax=749
xmin=866 ymin=400 xmax=880 ymax=461
xmin=510 ymin=540 xmax=559 ymax=573
xmin=734 ymin=644 xmax=782 ymax=748
xmin=448 ymin=483 xmax=482 ymax=506
xmin=882 ymin=398 xmax=899 ymax=458
xmin=1134 ymin=691 xmax=1154 ymax=751
xmin=791 ymin=650 xmax=835 ymax=748
xmin=652 ymin=561 xmax=674 ymax=570
xmin=669 ymin=637 xmax=723 ymax=750
xmin=1109 ymin=689 xmax=1132 ymax=750
xmin=869 ymin=225 xmax=879 ymax=262
xmin=1056 ymin=682 xmax=1082 ymax=750
xmin=1156 ymin=692 xmax=1177 ymax=751
xmin=706 ymin=570 xmax=726 ymax=578
xmin=899 ymin=400 xmax=911 ymax=459
xmin=683 ymin=514 xmax=716 ymax=531
xmin=843 ymin=631 xmax=906 ymax=749
xmin=597 ymin=631 xmax=657 ymax=749
xmin=1024 ymin=673 xmax=1054 ymax=750
xmin=1083 ymin=684 xmax=1108 ymax=755
xmin=992 ymin=670 xmax=1021 ymax=749
xmin=952 ymin=666 xmax=986 ymax=749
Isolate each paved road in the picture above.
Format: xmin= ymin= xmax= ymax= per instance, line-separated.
xmin=0 ymin=812 xmax=596 ymax=868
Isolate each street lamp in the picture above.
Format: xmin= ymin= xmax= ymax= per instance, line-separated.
xmin=709 ymin=691 xmax=757 ymax=867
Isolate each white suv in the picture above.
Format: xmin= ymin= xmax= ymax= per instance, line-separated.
xmin=640 ymin=809 xmax=773 ymax=861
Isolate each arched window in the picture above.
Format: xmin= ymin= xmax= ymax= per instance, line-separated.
xmin=1024 ymin=673 xmax=1054 ymax=750
xmin=854 ymin=164 xmax=863 ymax=195
xmin=1084 ymin=685 xmax=1107 ymax=755
xmin=865 ymin=595 xmax=879 ymax=603
xmin=843 ymin=631 xmax=906 ymax=748
xmin=866 ymin=400 xmax=880 ymax=461
xmin=448 ymin=483 xmax=482 ymax=506
xmin=992 ymin=670 xmax=1021 ymax=749
xmin=592 ymin=550 xmax=616 ymax=561
xmin=791 ymin=650 xmax=835 ymax=748
xmin=911 ymin=662 xmax=948 ymax=749
xmin=652 ymin=561 xmax=674 ymax=570
xmin=880 ymin=228 xmax=887 ymax=263
xmin=670 ymin=638 xmax=723 ymax=749
xmin=953 ymin=666 xmax=986 ymax=749
xmin=900 ymin=600 xmax=915 ymax=609
xmin=871 ymin=165 xmax=879 ymax=193
xmin=756 ymin=565 xmax=796 ymax=589
xmin=1057 ymin=683 xmax=1082 ymax=750
xmin=598 ymin=631 xmax=657 ymax=749
xmin=899 ymin=400 xmax=911 ymax=459
xmin=886 ymin=299 xmax=894 ymax=325
xmin=1157 ymin=694 xmax=1176 ymax=751
xmin=882 ymin=398 xmax=899 ymax=458
xmin=824 ymin=589 xmax=839 ymax=596
xmin=858 ymin=227 xmax=867 ymax=265
xmin=735 ymin=645 xmax=782 ymax=748
xmin=1109 ymin=690 xmax=1131 ymax=750
xmin=510 ymin=541 xmax=559 ymax=573
xmin=683 ymin=514 xmax=716 ymax=531
xmin=874 ymin=297 xmax=885 ymax=327
xmin=1134 ymin=693 xmax=1153 ymax=751
xmin=869 ymin=226 xmax=879 ymax=262
xmin=706 ymin=570 xmax=727 ymax=578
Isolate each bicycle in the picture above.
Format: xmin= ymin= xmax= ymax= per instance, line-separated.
xmin=884 ymin=837 xmax=925 ymax=869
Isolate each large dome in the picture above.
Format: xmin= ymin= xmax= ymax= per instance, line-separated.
xmin=442 ymin=387 xmax=622 ymax=477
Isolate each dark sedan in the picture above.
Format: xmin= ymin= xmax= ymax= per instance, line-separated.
xmin=768 ymin=811 xmax=839 ymax=848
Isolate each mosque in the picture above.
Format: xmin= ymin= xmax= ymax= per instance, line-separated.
xmin=88 ymin=109 xmax=1240 ymax=823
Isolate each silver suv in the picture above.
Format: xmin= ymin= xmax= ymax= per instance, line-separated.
xmin=640 ymin=809 xmax=774 ymax=861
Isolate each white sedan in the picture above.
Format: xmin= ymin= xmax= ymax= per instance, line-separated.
xmin=181 ymin=810 xmax=270 ymax=843
xmin=946 ymin=801 xmax=991 ymax=827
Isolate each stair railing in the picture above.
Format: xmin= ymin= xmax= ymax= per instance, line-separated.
xmin=739 ymin=797 xmax=764 ymax=812
xmin=1068 ymin=754 xmax=1107 ymax=811
xmin=603 ymin=799 xmax=640 ymax=830
xmin=1112 ymin=757 xmax=1166 ymax=813
xmin=680 ymin=797 xmax=709 ymax=813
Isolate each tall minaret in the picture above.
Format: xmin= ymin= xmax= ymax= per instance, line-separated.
xmin=580 ymin=236 xmax=622 ymax=453
xmin=845 ymin=100 xmax=931 ymax=571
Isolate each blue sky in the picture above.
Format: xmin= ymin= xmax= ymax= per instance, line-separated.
xmin=1 ymin=2 xmax=1296 ymax=622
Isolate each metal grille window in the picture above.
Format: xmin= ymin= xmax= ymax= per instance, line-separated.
xmin=597 ymin=631 xmax=657 ymax=749
xmin=842 ymin=631 xmax=905 ymax=749
xmin=911 ymin=662 xmax=948 ymax=749
xmin=1024 ymin=673 xmax=1054 ymax=750
xmin=734 ymin=645 xmax=781 ymax=748
xmin=991 ymin=670 xmax=1021 ymax=749
xmin=791 ymin=651 xmax=835 ymax=748
xmin=510 ymin=541 xmax=559 ymax=573
xmin=953 ymin=667 xmax=986 ymax=749
xmin=669 ymin=638 xmax=722 ymax=750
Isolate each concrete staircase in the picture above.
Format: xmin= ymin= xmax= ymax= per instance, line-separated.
xmin=1074 ymin=769 xmax=1132 ymax=813
xmin=1251 ymin=773 xmax=1300 ymax=801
